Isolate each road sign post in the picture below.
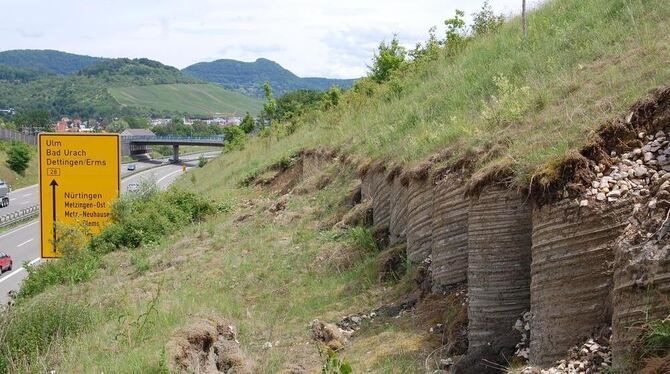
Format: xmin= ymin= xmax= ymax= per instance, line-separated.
xmin=38 ymin=133 xmax=120 ymax=258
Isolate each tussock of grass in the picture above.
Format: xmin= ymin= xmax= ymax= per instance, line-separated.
xmin=641 ymin=316 xmax=670 ymax=359
xmin=0 ymin=294 xmax=91 ymax=373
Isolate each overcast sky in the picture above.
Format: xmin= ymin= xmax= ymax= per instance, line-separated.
xmin=2 ymin=0 xmax=525 ymax=78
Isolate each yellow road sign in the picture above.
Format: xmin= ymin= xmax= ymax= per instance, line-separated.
xmin=39 ymin=133 xmax=120 ymax=258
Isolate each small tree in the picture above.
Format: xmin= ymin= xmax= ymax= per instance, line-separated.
xmin=445 ymin=10 xmax=467 ymax=55
xmin=6 ymin=142 xmax=32 ymax=175
xmin=106 ymin=119 xmax=129 ymax=133
xmin=325 ymin=86 xmax=342 ymax=109
xmin=198 ymin=155 xmax=207 ymax=168
xmin=369 ymin=35 xmax=406 ymax=83
xmin=124 ymin=117 xmax=150 ymax=129
xmin=409 ymin=26 xmax=441 ymax=62
xmin=239 ymin=112 xmax=255 ymax=133
xmin=261 ymin=81 xmax=277 ymax=124
xmin=222 ymin=125 xmax=246 ymax=148
xmin=472 ymin=1 xmax=505 ymax=36
xmin=13 ymin=110 xmax=51 ymax=132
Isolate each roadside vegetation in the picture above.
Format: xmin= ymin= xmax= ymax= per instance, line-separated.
xmin=2 ymin=0 xmax=670 ymax=372
xmin=0 ymin=140 xmax=37 ymax=189
xmin=17 ymin=184 xmax=216 ymax=300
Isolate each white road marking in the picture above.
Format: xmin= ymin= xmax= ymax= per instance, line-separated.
xmin=21 ymin=201 xmax=30 ymax=205
xmin=0 ymin=258 xmax=40 ymax=283
xmin=22 ymin=193 xmax=32 ymax=197
xmin=17 ymin=239 xmax=33 ymax=247
xmin=156 ymin=169 xmax=183 ymax=184
xmin=0 ymin=221 xmax=38 ymax=240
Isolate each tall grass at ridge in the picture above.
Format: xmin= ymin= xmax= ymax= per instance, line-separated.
xmin=191 ymin=0 xmax=670 ymax=191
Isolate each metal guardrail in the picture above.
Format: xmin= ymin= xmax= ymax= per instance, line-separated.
xmin=0 ymin=205 xmax=39 ymax=228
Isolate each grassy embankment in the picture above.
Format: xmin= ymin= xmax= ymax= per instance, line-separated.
xmin=109 ymin=83 xmax=263 ymax=117
xmin=3 ymin=0 xmax=670 ymax=372
xmin=0 ymin=140 xmax=38 ymax=189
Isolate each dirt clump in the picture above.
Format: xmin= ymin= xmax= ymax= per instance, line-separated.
xmin=376 ymin=244 xmax=407 ymax=282
xmin=310 ymin=319 xmax=351 ymax=351
xmin=342 ymin=183 xmax=362 ymax=207
xmin=334 ymin=200 xmax=373 ymax=229
xmin=166 ymin=316 xmax=252 ymax=374
xmin=269 ymin=196 xmax=288 ymax=213
xmin=642 ymin=353 xmax=670 ymax=374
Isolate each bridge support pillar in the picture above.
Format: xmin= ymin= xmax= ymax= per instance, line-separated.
xmin=172 ymin=145 xmax=180 ymax=163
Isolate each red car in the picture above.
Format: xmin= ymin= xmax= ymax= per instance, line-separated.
xmin=0 ymin=252 xmax=12 ymax=273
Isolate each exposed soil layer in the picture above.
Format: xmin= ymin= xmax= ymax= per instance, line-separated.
xmin=389 ymin=176 xmax=409 ymax=246
xmin=431 ymin=176 xmax=468 ymax=293
xmin=530 ymin=86 xmax=670 ymax=205
xmin=302 ymin=150 xmax=328 ymax=178
xmin=612 ymin=178 xmax=670 ymax=371
xmin=467 ymin=186 xmax=532 ymax=355
xmin=530 ymin=198 xmax=631 ymax=366
xmin=406 ymin=178 xmax=434 ymax=263
xmin=371 ymin=170 xmax=391 ymax=228
xmin=360 ymin=168 xmax=374 ymax=202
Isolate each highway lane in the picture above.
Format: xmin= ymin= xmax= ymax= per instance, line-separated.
xmin=0 ymin=160 xmax=198 ymax=304
xmin=0 ymin=152 xmax=219 ymax=216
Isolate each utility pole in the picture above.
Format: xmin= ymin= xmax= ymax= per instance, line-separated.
xmin=522 ymin=0 xmax=528 ymax=39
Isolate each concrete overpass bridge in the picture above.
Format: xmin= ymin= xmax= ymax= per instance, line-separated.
xmin=123 ymin=135 xmax=225 ymax=161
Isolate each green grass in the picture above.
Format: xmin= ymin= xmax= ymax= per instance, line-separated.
xmin=0 ymin=140 xmax=38 ymax=189
xmin=192 ymin=0 xmax=670 ymax=188
xmin=109 ymin=83 xmax=263 ymax=116
xmin=3 ymin=0 xmax=670 ymax=372
xmin=7 ymin=159 xmax=413 ymax=373
xmin=641 ymin=317 xmax=670 ymax=358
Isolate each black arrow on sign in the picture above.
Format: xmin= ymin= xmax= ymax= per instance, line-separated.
xmin=50 ymin=179 xmax=58 ymax=252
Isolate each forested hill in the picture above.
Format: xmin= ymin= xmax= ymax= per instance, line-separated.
xmin=0 ymin=58 xmax=258 ymax=118
xmin=76 ymin=58 xmax=199 ymax=85
xmin=0 ymin=64 xmax=46 ymax=82
xmin=0 ymin=49 xmax=105 ymax=75
xmin=182 ymin=58 xmax=357 ymax=97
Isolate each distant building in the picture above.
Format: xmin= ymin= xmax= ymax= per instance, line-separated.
xmin=150 ymin=118 xmax=171 ymax=126
xmin=188 ymin=116 xmax=243 ymax=127
xmin=55 ymin=121 xmax=68 ymax=132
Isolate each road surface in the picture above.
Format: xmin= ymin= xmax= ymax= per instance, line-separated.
xmin=0 ymin=156 xmax=209 ymax=304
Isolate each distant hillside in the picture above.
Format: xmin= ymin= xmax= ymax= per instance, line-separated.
xmin=182 ymin=58 xmax=356 ymax=97
xmin=0 ymin=64 xmax=46 ymax=82
xmin=78 ymin=58 xmax=199 ymax=85
xmin=0 ymin=58 xmax=256 ymax=118
xmin=0 ymin=49 xmax=105 ymax=75
xmin=109 ymin=84 xmax=262 ymax=116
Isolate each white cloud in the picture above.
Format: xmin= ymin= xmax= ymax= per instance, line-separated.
xmin=2 ymin=0 xmax=524 ymax=78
